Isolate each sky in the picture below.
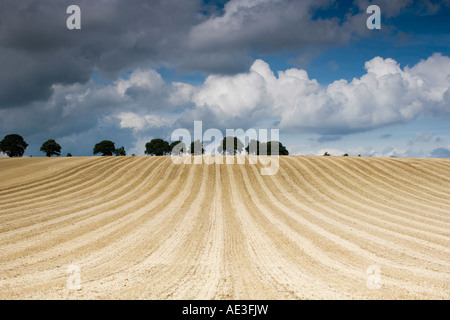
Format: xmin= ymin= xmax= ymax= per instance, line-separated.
xmin=0 ymin=0 xmax=449 ymax=157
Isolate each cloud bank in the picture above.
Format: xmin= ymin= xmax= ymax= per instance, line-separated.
xmin=1 ymin=0 xmax=449 ymax=157
xmin=3 ymin=52 xmax=449 ymax=156
xmin=178 ymin=53 xmax=450 ymax=135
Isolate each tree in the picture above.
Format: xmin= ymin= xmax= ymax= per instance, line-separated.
xmin=218 ymin=136 xmax=244 ymax=155
xmin=114 ymin=146 xmax=126 ymax=156
xmin=190 ymin=140 xmax=204 ymax=155
xmin=145 ymin=139 xmax=170 ymax=156
xmin=323 ymin=151 xmax=331 ymax=156
xmin=169 ymin=140 xmax=186 ymax=155
xmin=267 ymin=141 xmax=289 ymax=155
xmin=0 ymin=134 xmax=28 ymax=157
xmin=343 ymin=153 xmax=349 ymax=156
xmin=245 ymin=140 xmax=288 ymax=155
xmin=67 ymin=153 xmax=72 ymax=157
xmin=93 ymin=140 xmax=116 ymax=156
xmin=245 ymin=139 xmax=260 ymax=155
xmin=40 ymin=139 xmax=61 ymax=157
xmin=258 ymin=141 xmax=289 ymax=155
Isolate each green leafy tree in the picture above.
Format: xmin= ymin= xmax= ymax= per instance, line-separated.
xmin=169 ymin=140 xmax=186 ymax=155
xmin=323 ymin=151 xmax=331 ymax=156
xmin=114 ymin=146 xmax=126 ymax=156
xmin=245 ymin=140 xmax=288 ymax=155
xmin=40 ymin=139 xmax=61 ymax=157
xmin=258 ymin=141 xmax=289 ymax=155
xmin=145 ymin=139 xmax=170 ymax=156
xmin=218 ymin=136 xmax=244 ymax=155
xmin=93 ymin=140 xmax=116 ymax=156
xmin=268 ymin=141 xmax=289 ymax=155
xmin=245 ymin=139 xmax=260 ymax=155
xmin=343 ymin=153 xmax=349 ymax=156
xmin=0 ymin=134 xmax=28 ymax=157
xmin=67 ymin=153 xmax=72 ymax=157
xmin=280 ymin=142 xmax=289 ymax=155
xmin=190 ymin=140 xmax=204 ymax=155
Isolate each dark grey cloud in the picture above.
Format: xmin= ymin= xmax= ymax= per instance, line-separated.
xmin=187 ymin=0 xmax=352 ymax=54
xmin=0 ymin=0 xmax=205 ymax=107
xmin=0 ymin=0 xmax=376 ymax=109
xmin=3 ymin=0 xmax=446 ymax=109
xmin=1 ymin=0 xmax=448 ymax=157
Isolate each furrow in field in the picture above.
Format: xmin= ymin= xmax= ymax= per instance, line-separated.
xmin=0 ymin=157 xmax=174 ymax=264
xmin=0 ymin=156 xmax=143 ymax=230
xmin=309 ymin=157 xmax=450 ymax=230
xmin=0 ymin=156 xmax=133 ymax=209
xmin=163 ymin=164 xmax=226 ymax=299
xmin=66 ymin=162 xmax=208 ymax=299
xmin=0 ymin=157 xmax=165 ymax=244
xmin=0 ymin=157 xmax=161 ymax=231
xmin=240 ymin=159 xmax=414 ymax=298
xmin=297 ymin=157 xmax=450 ymax=236
xmin=0 ymin=158 xmax=190 ymax=297
xmin=276 ymin=159 xmax=450 ymax=272
xmin=250 ymin=159 xmax=449 ymax=297
xmin=288 ymin=157 xmax=450 ymax=256
xmin=0 ymin=157 xmax=97 ymax=191
xmin=0 ymin=157 xmax=113 ymax=197
xmin=0 ymin=156 xmax=448 ymax=299
xmin=144 ymin=163 xmax=219 ymax=299
xmin=369 ymin=158 xmax=450 ymax=200
xmin=333 ymin=157 xmax=450 ymax=217
xmin=388 ymin=158 xmax=450 ymax=184
xmin=271 ymin=158 xmax=446 ymax=278
xmin=277 ymin=158 xmax=450 ymax=265
xmin=226 ymin=162 xmax=333 ymax=299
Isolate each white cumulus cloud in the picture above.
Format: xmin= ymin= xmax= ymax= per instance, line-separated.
xmin=115 ymin=69 xmax=165 ymax=97
xmin=183 ymin=53 xmax=450 ymax=135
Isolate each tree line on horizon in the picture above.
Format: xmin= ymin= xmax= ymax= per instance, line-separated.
xmin=0 ymin=133 xmax=370 ymax=158
xmin=143 ymin=136 xmax=289 ymax=156
xmin=0 ymin=134 xmax=291 ymax=158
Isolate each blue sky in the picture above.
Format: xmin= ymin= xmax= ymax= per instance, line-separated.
xmin=0 ymin=0 xmax=449 ymax=157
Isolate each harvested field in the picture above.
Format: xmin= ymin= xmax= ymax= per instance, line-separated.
xmin=0 ymin=156 xmax=449 ymax=299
